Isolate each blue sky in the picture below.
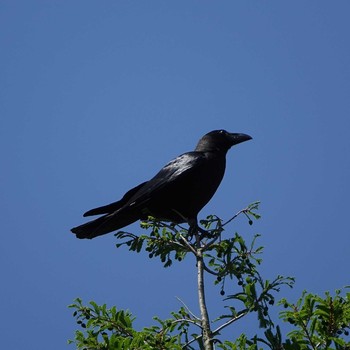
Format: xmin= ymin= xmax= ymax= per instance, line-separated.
xmin=1 ymin=1 xmax=350 ymax=348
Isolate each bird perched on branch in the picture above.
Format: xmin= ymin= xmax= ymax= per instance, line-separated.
xmin=71 ymin=129 xmax=252 ymax=239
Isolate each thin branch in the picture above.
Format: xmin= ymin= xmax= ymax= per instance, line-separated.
xmin=201 ymin=261 xmax=219 ymax=276
xmin=171 ymin=318 xmax=201 ymax=328
xmin=202 ymin=233 xmax=221 ymax=250
xmin=222 ymin=207 xmax=249 ymax=227
xmin=212 ymin=309 xmax=249 ymax=336
xmin=298 ymin=310 xmax=318 ymax=350
xmin=176 ymin=296 xmax=201 ymax=321
xmin=178 ymin=232 xmax=197 ymax=255
xmin=203 ymin=205 xmax=252 ymax=250
xmin=151 ymin=237 xmax=186 ymax=250
xmin=182 ymin=333 xmax=202 ymax=349
xmin=150 ymin=220 xmax=198 ymax=256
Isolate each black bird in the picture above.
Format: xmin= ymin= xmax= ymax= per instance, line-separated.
xmin=71 ymin=130 xmax=252 ymax=239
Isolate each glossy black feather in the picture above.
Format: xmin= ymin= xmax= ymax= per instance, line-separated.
xmin=71 ymin=130 xmax=252 ymax=239
xmin=83 ymin=182 xmax=147 ymax=217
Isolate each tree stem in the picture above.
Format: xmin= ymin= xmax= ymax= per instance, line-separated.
xmin=197 ymin=247 xmax=213 ymax=350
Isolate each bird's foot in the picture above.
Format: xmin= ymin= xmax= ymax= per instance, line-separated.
xmin=188 ymin=223 xmax=211 ymax=241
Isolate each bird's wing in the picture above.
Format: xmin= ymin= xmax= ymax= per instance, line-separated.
xmin=121 ymin=151 xmax=207 ymax=210
xmin=73 ymin=152 xmax=207 ymax=237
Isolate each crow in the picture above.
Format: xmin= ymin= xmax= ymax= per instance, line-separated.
xmin=71 ymin=130 xmax=252 ymax=239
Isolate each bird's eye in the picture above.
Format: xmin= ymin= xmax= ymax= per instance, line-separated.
xmin=219 ymin=130 xmax=225 ymax=134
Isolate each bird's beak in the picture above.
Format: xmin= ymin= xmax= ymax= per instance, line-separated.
xmin=229 ymin=133 xmax=252 ymax=145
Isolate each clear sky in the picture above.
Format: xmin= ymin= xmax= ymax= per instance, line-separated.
xmin=1 ymin=1 xmax=350 ymax=348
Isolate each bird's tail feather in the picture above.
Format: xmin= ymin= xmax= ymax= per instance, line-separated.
xmin=71 ymin=211 xmax=141 ymax=239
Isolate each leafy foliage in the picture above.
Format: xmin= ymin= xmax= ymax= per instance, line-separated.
xmin=279 ymin=289 xmax=350 ymax=349
xmin=69 ymin=202 xmax=350 ymax=349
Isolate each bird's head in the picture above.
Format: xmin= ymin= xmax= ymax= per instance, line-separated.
xmin=195 ymin=129 xmax=252 ymax=153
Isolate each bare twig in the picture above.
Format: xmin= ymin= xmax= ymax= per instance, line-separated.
xmin=182 ymin=333 xmax=202 ymax=349
xmin=178 ymin=232 xmax=197 ymax=255
xmin=176 ymin=296 xmax=201 ymax=321
xmin=222 ymin=207 xmax=249 ymax=227
xmin=212 ymin=309 xmax=249 ymax=336
xmin=171 ymin=318 xmax=201 ymax=328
